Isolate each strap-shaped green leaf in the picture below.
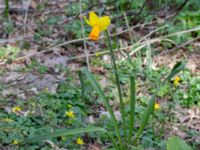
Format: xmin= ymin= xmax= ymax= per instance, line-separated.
xmin=25 ymin=127 xmax=106 ymax=143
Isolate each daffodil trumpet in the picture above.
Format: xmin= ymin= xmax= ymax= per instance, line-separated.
xmin=84 ymin=11 xmax=110 ymax=41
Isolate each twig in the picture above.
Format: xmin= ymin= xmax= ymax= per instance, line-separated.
xmin=138 ymin=25 xmax=168 ymax=43
xmin=160 ymin=36 xmax=200 ymax=55
xmin=23 ymin=0 xmax=32 ymax=34
xmin=0 ymin=35 xmax=33 ymax=44
xmin=79 ymin=0 xmax=90 ymax=70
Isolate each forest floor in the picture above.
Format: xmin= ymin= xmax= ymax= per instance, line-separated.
xmin=0 ymin=0 xmax=200 ymax=150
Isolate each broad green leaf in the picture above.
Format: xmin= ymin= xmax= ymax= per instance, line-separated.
xmin=167 ymin=136 xmax=193 ymax=150
xmin=25 ymin=127 xmax=106 ymax=143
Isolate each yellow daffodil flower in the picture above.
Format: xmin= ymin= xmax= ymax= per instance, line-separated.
xmin=154 ymin=102 xmax=160 ymax=110
xmin=173 ymin=76 xmax=181 ymax=87
xmin=12 ymin=140 xmax=19 ymax=145
xmin=84 ymin=11 xmax=111 ymax=41
xmin=65 ymin=110 xmax=75 ymax=118
xmin=12 ymin=106 xmax=21 ymax=113
xmin=76 ymin=137 xmax=84 ymax=145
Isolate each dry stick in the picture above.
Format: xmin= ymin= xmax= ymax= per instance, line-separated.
xmin=79 ymin=0 xmax=90 ymax=70
xmin=137 ymin=25 xmax=168 ymax=43
xmin=160 ymin=36 xmax=200 ymax=55
xmin=23 ymin=0 xmax=31 ymax=34
xmin=0 ymin=35 xmax=33 ymax=44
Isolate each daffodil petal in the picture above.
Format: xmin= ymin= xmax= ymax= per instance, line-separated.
xmin=99 ymin=16 xmax=111 ymax=31
xmin=83 ymin=16 xmax=92 ymax=26
xmin=89 ymin=11 xmax=100 ymax=26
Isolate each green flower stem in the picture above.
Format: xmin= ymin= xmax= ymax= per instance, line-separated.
xmin=106 ymin=30 xmax=127 ymax=141
xmin=128 ymin=76 xmax=136 ymax=144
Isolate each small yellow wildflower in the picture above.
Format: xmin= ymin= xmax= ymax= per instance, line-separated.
xmin=173 ymin=76 xmax=181 ymax=87
xmin=76 ymin=137 xmax=84 ymax=145
xmin=65 ymin=110 xmax=75 ymax=118
xmin=154 ymin=102 xmax=160 ymax=110
xmin=12 ymin=106 xmax=21 ymax=113
xmin=84 ymin=11 xmax=111 ymax=41
xmin=12 ymin=140 xmax=19 ymax=145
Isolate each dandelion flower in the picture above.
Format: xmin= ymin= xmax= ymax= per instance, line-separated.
xmin=154 ymin=102 xmax=160 ymax=110
xmin=12 ymin=106 xmax=21 ymax=113
xmin=65 ymin=110 xmax=75 ymax=118
xmin=173 ymin=76 xmax=181 ymax=87
xmin=76 ymin=137 xmax=84 ymax=145
xmin=84 ymin=11 xmax=111 ymax=40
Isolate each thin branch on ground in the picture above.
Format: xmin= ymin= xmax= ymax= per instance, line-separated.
xmin=160 ymin=36 xmax=200 ymax=55
xmin=79 ymin=0 xmax=90 ymax=70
